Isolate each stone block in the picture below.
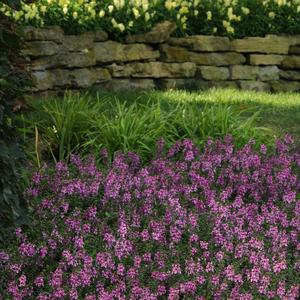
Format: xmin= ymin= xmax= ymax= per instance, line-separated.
xmin=32 ymin=71 xmax=54 ymax=90
xmin=169 ymin=35 xmax=232 ymax=52
xmin=249 ymin=54 xmax=285 ymax=65
xmin=197 ymin=80 xmax=238 ymax=90
xmin=238 ymin=81 xmax=270 ymax=92
xmin=69 ymin=68 xmax=111 ymax=88
xmin=47 ymin=68 xmax=111 ymax=88
xmin=279 ymin=70 xmax=300 ymax=81
xmin=49 ymin=69 xmax=71 ymax=87
xmin=126 ymin=21 xmax=176 ymax=44
xmin=231 ymin=65 xmax=258 ymax=80
xmin=108 ymin=64 xmax=132 ymax=77
xmin=30 ymin=50 xmax=96 ymax=70
xmin=257 ymin=66 xmax=279 ymax=81
xmin=23 ymin=26 xmax=64 ymax=43
xmin=281 ymin=56 xmax=300 ymax=69
xmin=232 ymin=36 xmax=291 ymax=54
xmin=30 ymin=55 xmax=67 ymax=71
xmin=289 ymin=45 xmax=300 ymax=54
xmin=95 ymin=79 xmax=156 ymax=91
xmin=271 ymin=81 xmax=300 ymax=92
xmin=93 ymin=30 xmax=108 ymax=42
xmin=159 ymin=79 xmax=237 ymax=91
xmin=121 ymin=62 xmax=196 ymax=78
xmin=161 ymin=45 xmax=245 ymax=65
xmin=198 ymin=66 xmax=229 ymax=80
xmin=95 ymin=41 xmax=160 ymax=63
xmin=62 ymin=33 xmax=94 ymax=52
xmin=158 ymin=79 xmax=200 ymax=90
xmin=22 ymin=41 xmax=59 ymax=57
xmin=66 ymin=50 xmax=96 ymax=68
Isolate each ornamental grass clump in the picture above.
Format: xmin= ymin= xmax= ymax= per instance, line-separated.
xmin=0 ymin=136 xmax=299 ymax=299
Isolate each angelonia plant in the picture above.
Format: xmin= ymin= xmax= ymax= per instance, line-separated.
xmin=1 ymin=0 xmax=300 ymax=37
xmin=0 ymin=136 xmax=299 ymax=299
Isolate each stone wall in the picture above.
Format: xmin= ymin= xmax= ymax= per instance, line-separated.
xmin=22 ymin=22 xmax=300 ymax=94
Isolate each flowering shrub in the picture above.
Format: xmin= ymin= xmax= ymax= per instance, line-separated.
xmin=1 ymin=0 xmax=300 ymax=37
xmin=0 ymin=136 xmax=300 ymax=299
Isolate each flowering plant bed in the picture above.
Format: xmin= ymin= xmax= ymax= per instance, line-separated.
xmin=1 ymin=137 xmax=299 ymax=299
xmin=1 ymin=0 xmax=300 ymax=38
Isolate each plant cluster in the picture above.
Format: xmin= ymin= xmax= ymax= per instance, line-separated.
xmin=0 ymin=0 xmax=30 ymax=241
xmin=1 ymin=0 xmax=300 ymax=37
xmin=19 ymin=92 xmax=269 ymax=163
xmin=0 ymin=136 xmax=299 ymax=299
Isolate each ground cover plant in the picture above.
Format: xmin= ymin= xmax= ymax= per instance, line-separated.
xmin=0 ymin=136 xmax=299 ymax=299
xmin=1 ymin=0 xmax=300 ymax=38
xmin=19 ymin=90 xmax=272 ymax=164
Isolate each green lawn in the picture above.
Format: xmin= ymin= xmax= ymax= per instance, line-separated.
xmin=92 ymin=88 xmax=300 ymax=139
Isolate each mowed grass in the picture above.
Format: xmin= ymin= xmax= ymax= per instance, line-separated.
xmin=92 ymin=88 xmax=300 ymax=140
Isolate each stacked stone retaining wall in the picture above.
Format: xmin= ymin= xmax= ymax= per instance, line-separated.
xmin=22 ymin=22 xmax=300 ymax=94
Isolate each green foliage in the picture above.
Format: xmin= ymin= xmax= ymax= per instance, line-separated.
xmin=21 ymin=92 xmax=102 ymax=162
xmin=0 ymin=0 xmax=29 ymax=241
xmin=19 ymin=91 xmax=272 ymax=164
xmin=85 ymin=100 xmax=175 ymax=161
xmin=171 ymin=103 xmax=269 ymax=147
xmin=1 ymin=0 xmax=300 ymax=38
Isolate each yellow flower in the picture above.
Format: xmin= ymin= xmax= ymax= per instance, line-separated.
xmin=194 ymin=10 xmax=198 ymax=16
xmin=63 ymin=6 xmax=68 ymax=15
xmin=118 ymin=23 xmax=125 ymax=32
xmin=111 ymin=18 xmax=117 ymax=26
xmin=179 ymin=6 xmax=189 ymax=14
xmin=40 ymin=5 xmax=47 ymax=13
xmin=142 ymin=3 xmax=149 ymax=11
xmin=194 ymin=0 xmax=200 ymax=6
xmin=99 ymin=10 xmax=105 ymax=17
xmin=277 ymin=0 xmax=286 ymax=6
xmin=165 ymin=0 xmax=174 ymax=11
xmin=73 ymin=11 xmax=78 ymax=19
xmin=269 ymin=11 xmax=275 ymax=18
xmin=227 ymin=26 xmax=234 ymax=33
xmin=59 ymin=0 xmax=69 ymax=7
xmin=113 ymin=0 xmax=125 ymax=10
xmin=241 ymin=7 xmax=250 ymax=15
xmin=14 ymin=11 xmax=21 ymax=20
xmin=128 ymin=20 xmax=134 ymax=27
xmin=181 ymin=16 xmax=187 ymax=23
xmin=213 ymin=27 xmax=217 ymax=33
xmin=145 ymin=12 xmax=150 ymax=22
xmin=90 ymin=9 xmax=96 ymax=18
xmin=132 ymin=7 xmax=140 ymax=18
xmin=108 ymin=5 xmax=114 ymax=13
xmin=206 ymin=11 xmax=212 ymax=21
xmin=223 ymin=20 xmax=229 ymax=27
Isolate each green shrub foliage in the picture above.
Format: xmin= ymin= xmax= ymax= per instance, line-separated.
xmin=1 ymin=0 xmax=300 ymax=37
xmin=0 ymin=0 xmax=29 ymax=241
